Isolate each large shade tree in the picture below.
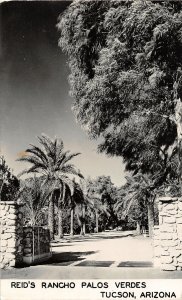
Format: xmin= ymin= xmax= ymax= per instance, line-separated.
xmin=89 ymin=176 xmax=119 ymax=229
xmin=82 ymin=177 xmax=113 ymax=232
xmin=58 ymin=1 xmax=182 ymax=190
xmin=17 ymin=134 xmax=83 ymax=239
xmin=115 ymin=174 xmax=158 ymax=236
xmin=0 ymin=156 xmax=20 ymax=202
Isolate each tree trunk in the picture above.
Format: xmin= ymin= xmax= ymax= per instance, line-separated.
xmin=82 ymin=204 xmax=86 ymax=235
xmin=58 ymin=203 xmax=63 ymax=238
xmin=136 ymin=221 xmax=141 ymax=235
xmin=48 ymin=192 xmax=54 ymax=240
xmin=175 ymin=98 xmax=182 ymax=188
xmin=70 ymin=207 xmax=74 ymax=236
xmin=58 ymin=184 xmax=66 ymax=239
xmin=147 ymin=202 xmax=154 ymax=237
xmin=95 ymin=210 xmax=99 ymax=233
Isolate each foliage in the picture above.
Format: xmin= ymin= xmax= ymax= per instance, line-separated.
xmin=0 ymin=156 xmax=20 ymax=201
xmin=81 ymin=176 xmax=120 ymax=230
xmin=17 ymin=134 xmax=83 ymax=238
xmin=58 ymin=0 xmax=182 ymax=184
xmin=17 ymin=134 xmax=83 ymax=190
xmin=20 ymin=176 xmax=49 ymax=226
xmin=115 ymin=173 xmax=160 ymax=235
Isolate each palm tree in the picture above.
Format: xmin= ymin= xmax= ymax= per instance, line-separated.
xmin=79 ymin=179 xmax=109 ymax=234
xmin=17 ymin=134 xmax=83 ymax=239
xmin=115 ymin=173 xmax=157 ymax=237
xmin=20 ymin=176 xmax=49 ymax=226
xmin=63 ymin=180 xmax=84 ymax=236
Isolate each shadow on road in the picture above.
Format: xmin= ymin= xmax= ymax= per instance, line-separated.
xmin=51 ymin=232 xmax=135 ymax=247
xmin=41 ymin=251 xmax=97 ymax=266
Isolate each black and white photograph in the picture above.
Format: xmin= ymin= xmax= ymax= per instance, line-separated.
xmin=0 ymin=0 xmax=182 ymax=298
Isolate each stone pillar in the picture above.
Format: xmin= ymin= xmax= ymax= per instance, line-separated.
xmin=0 ymin=201 xmax=24 ymax=269
xmin=154 ymin=197 xmax=182 ymax=271
xmin=153 ymin=225 xmax=161 ymax=267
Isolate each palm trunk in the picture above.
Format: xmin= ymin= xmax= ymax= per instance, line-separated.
xmin=175 ymin=98 xmax=182 ymax=188
xmin=82 ymin=204 xmax=86 ymax=235
xmin=58 ymin=203 xmax=63 ymax=238
xmin=58 ymin=184 xmax=65 ymax=239
xmin=95 ymin=210 xmax=99 ymax=233
xmin=48 ymin=192 xmax=54 ymax=240
xmin=147 ymin=202 xmax=154 ymax=237
xmin=70 ymin=206 xmax=74 ymax=236
xmin=136 ymin=221 xmax=141 ymax=235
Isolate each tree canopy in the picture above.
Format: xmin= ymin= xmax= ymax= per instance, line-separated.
xmin=58 ymin=0 xmax=182 ymax=183
xmin=0 ymin=156 xmax=20 ymax=201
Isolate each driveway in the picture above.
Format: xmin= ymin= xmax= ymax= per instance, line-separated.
xmin=1 ymin=231 xmax=182 ymax=279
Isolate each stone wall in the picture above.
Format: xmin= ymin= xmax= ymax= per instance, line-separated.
xmin=1 ymin=201 xmax=52 ymax=269
xmin=153 ymin=197 xmax=182 ymax=271
xmin=0 ymin=201 xmax=24 ymax=269
xmin=153 ymin=225 xmax=160 ymax=267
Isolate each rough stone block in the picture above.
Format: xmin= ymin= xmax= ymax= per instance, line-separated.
xmin=177 ymin=224 xmax=182 ymax=237
xmin=9 ymin=208 xmax=17 ymax=214
xmin=8 ymin=214 xmax=17 ymax=220
xmin=1 ymin=220 xmax=6 ymax=226
xmin=167 ymin=210 xmax=177 ymax=215
xmin=161 ymin=256 xmax=173 ymax=264
xmin=6 ymin=228 xmax=16 ymax=233
xmin=176 ymin=218 xmax=182 ymax=224
xmin=0 ymin=262 xmax=6 ymax=269
xmin=159 ymin=197 xmax=177 ymax=202
xmin=161 ymin=264 xmax=176 ymax=271
xmin=24 ymin=248 xmax=32 ymax=254
xmin=6 ymin=247 xmax=16 ymax=253
xmin=176 ymin=246 xmax=182 ymax=252
xmin=161 ymin=251 xmax=170 ymax=256
xmin=172 ymin=251 xmax=181 ymax=258
xmin=163 ymin=217 xmax=176 ymax=224
xmin=24 ymin=253 xmax=32 ymax=257
xmin=2 ymin=233 xmax=12 ymax=240
xmin=160 ymin=212 xmax=172 ymax=217
xmin=6 ymin=220 xmax=16 ymax=226
xmin=177 ymin=256 xmax=182 ymax=263
xmin=0 ymin=247 xmax=6 ymax=253
xmin=4 ymin=252 xmax=15 ymax=260
xmin=1 ymin=240 xmax=8 ymax=247
xmin=164 ymin=204 xmax=176 ymax=210
xmin=159 ymin=218 xmax=163 ymax=225
xmin=9 ymin=259 xmax=16 ymax=267
xmin=0 ymin=210 xmax=7 ymax=217
xmin=6 ymin=205 xmax=10 ymax=211
xmin=172 ymin=233 xmax=178 ymax=240
xmin=7 ymin=239 xmax=16 ymax=248
xmin=177 ymin=266 xmax=182 ymax=271
xmin=24 ymin=237 xmax=31 ymax=244
xmin=0 ymin=254 xmax=4 ymax=262
xmin=161 ymin=240 xmax=178 ymax=247
xmin=178 ymin=202 xmax=182 ymax=211
xmin=160 ymin=233 xmax=172 ymax=240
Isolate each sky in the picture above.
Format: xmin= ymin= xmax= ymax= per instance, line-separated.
xmin=0 ymin=1 xmax=126 ymax=187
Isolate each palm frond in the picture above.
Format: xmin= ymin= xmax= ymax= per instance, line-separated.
xmin=27 ymin=145 xmax=48 ymax=165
